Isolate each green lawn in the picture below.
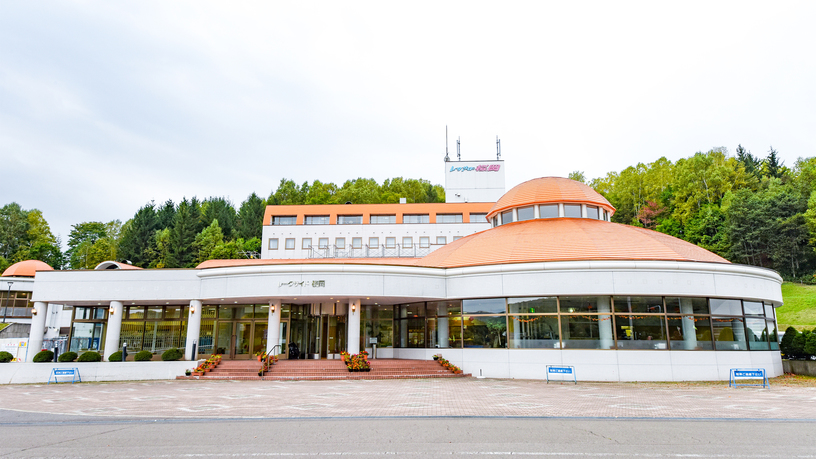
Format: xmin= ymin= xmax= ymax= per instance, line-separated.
xmin=778 ymin=282 xmax=816 ymax=331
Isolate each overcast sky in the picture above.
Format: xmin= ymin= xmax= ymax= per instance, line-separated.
xmin=1 ymin=1 xmax=815 ymax=245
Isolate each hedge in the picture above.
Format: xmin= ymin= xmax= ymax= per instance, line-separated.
xmin=108 ymin=351 xmax=124 ymax=362
xmin=77 ymin=351 xmax=102 ymax=362
xmin=33 ymin=350 xmax=54 ymax=362
xmin=0 ymin=351 xmax=13 ymax=363
xmin=58 ymin=352 xmax=78 ymax=362
xmin=161 ymin=348 xmax=183 ymax=361
xmin=134 ymin=350 xmax=153 ymax=361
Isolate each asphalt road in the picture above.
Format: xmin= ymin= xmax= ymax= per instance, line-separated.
xmin=1 ymin=411 xmax=814 ymax=459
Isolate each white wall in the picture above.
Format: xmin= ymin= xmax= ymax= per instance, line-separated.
xmin=0 ymin=361 xmax=196 ymax=384
xmin=445 ymin=160 xmax=505 ymax=203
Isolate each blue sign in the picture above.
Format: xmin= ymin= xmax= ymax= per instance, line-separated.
xmin=729 ymin=368 xmax=768 ymax=389
xmin=546 ymin=365 xmax=577 ymax=384
xmin=548 ymin=367 xmax=573 ymax=374
xmin=734 ymin=370 xmax=763 ymax=378
xmin=48 ymin=368 xmax=81 ymax=384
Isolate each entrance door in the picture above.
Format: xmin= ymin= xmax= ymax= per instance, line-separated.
xmin=215 ymin=321 xmax=265 ymax=360
xmin=279 ymin=320 xmax=289 ymax=359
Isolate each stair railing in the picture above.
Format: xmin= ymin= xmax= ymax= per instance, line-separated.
xmin=261 ymin=344 xmax=281 ymax=376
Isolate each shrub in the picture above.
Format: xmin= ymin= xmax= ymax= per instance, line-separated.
xmin=781 ymin=326 xmax=798 ymax=357
xmin=0 ymin=351 xmax=13 ymax=363
xmin=161 ymin=348 xmax=183 ymax=361
xmin=77 ymin=351 xmax=102 ymax=362
xmin=804 ymin=332 xmax=816 ymax=357
xmin=134 ymin=350 xmax=153 ymax=361
xmin=33 ymin=350 xmax=54 ymax=363
xmin=58 ymin=352 xmax=78 ymax=362
xmin=108 ymin=351 xmax=124 ymax=362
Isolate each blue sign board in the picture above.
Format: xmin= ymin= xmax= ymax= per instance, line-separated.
xmin=48 ymin=368 xmax=81 ymax=384
xmin=729 ymin=368 xmax=768 ymax=389
xmin=546 ymin=365 xmax=577 ymax=384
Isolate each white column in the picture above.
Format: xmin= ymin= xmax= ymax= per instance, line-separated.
xmin=348 ymin=299 xmax=361 ymax=354
xmin=533 ymin=205 xmax=540 ymax=219
xmin=512 ymin=208 xmax=519 ymax=222
xmin=597 ymin=297 xmax=614 ymax=349
xmin=558 ymin=203 xmax=565 ymax=217
xmin=103 ymin=301 xmax=123 ymax=361
xmin=679 ymin=298 xmax=698 ymax=350
xmin=185 ymin=300 xmax=202 ymax=360
xmin=581 ymin=204 xmax=588 ymax=218
xmin=268 ymin=299 xmax=281 ymax=356
xmin=437 ymin=303 xmax=449 ymax=348
xmin=26 ymin=302 xmax=48 ymax=362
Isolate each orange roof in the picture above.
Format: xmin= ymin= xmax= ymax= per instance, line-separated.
xmin=487 ymin=177 xmax=614 ymax=220
xmin=2 ymin=260 xmax=53 ymax=277
xmin=417 ymin=218 xmax=728 ymax=268
xmin=264 ymin=202 xmax=494 ymax=225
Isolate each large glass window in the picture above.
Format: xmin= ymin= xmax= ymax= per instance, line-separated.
xmin=370 ymin=215 xmax=396 ymax=224
xmin=517 ymin=206 xmax=535 ymax=221
xmin=501 ymin=210 xmax=514 ymax=224
xmin=614 ymin=296 xmax=663 ymax=313
xmin=437 ymin=214 xmax=463 ymax=224
xmin=560 ymin=314 xmax=614 ymax=349
xmin=508 ymin=297 xmax=558 ymax=314
xmin=586 ymin=206 xmax=600 ymax=219
xmin=665 ymin=297 xmax=709 ymax=314
xmin=463 ymin=298 xmax=506 ymax=314
xmin=304 ymin=215 xmax=330 ymax=225
xmin=469 ymin=213 xmax=487 ymax=223
xmin=666 ymin=316 xmax=713 ymax=350
xmin=768 ymin=321 xmax=779 ymax=350
xmin=539 ymin=204 xmax=559 ymax=218
xmin=745 ymin=318 xmax=770 ymax=350
xmin=563 ymin=204 xmax=582 ymax=218
xmin=338 ymin=215 xmax=363 ymax=225
xmin=713 ymin=317 xmax=747 ymax=350
xmin=463 ymin=315 xmax=506 ymax=348
xmin=710 ymin=299 xmax=742 ymax=316
xmin=559 ymin=296 xmax=612 ymax=314
xmin=69 ymin=322 xmax=105 ymax=353
xmin=614 ymin=315 xmax=667 ymax=349
xmin=743 ymin=301 xmax=764 ymax=316
xmin=271 ymin=216 xmax=296 ymax=225
xmin=508 ymin=315 xmax=559 ymax=349
xmin=404 ymin=214 xmax=429 ymax=224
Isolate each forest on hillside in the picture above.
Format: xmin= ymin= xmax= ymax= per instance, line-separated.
xmin=3 ymin=147 xmax=816 ymax=279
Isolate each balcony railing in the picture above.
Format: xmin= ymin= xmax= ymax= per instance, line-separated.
xmin=306 ymin=244 xmax=442 ymax=259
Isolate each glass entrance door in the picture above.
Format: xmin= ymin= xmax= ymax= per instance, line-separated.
xmin=215 ymin=320 xmax=267 ymax=359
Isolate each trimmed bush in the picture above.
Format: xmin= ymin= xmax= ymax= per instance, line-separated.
xmin=161 ymin=348 xmax=183 ymax=361
xmin=108 ymin=351 xmax=124 ymax=362
xmin=77 ymin=351 xmax=102 ymax=362
xmin=0 ymin=351 xmax=13 ymax=363
xmin=33 ymin=350 xmax=54 ymax=362
xmin=58 ymin=352 xmax=78 ymax=362
xmin=134 ymin=350 xmax=153 ymax=361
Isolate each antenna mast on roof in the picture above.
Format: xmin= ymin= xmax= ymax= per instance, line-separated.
xmin=444 ymin=126 xmax=450 ymax=162
xmin=457 ymin=137 xmax=461 ymax=161
xmin=496 ymin=135 xmax=501 ymax=160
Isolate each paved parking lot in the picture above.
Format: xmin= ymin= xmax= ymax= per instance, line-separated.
xmin=1 ymin=377 xmax=815 ymax=420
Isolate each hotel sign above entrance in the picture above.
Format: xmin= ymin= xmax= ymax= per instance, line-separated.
xmin=279 ymin=280 xmax=326 ymax=288
xmin=449 ymin=164 xmax=501 ymax=172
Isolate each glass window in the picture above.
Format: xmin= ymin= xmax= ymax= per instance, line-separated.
xmin=69 ymin=322 xmax=105 ymax=352
xmin=385 ymin=237 xmax=396 ymax=248
xmin=710 ymin=299 xmax=742 ymax=316
xmin=614 ymin=315 xmax=667 ymax=349
xmin=560 ymin=314 xmax=614 ymax=349
xmin=146 ymin=307 xmax=162 ymax=319
xmin=402 ymin=237 xmax=413 ymax=248
xmin=517 ymin=206 xmax=535 ymax=221
xmin=437 ymin=214 xmax=463 ymax=224
xmin=428 ymin=301 xmax=461 ymax=317
xmin=667 ymin=316 xmax=713 ymax=350
xmin=370 ymin=215 xmax=396 ymax=224
xmin=463 ymin=298 xmax=506 ymax=314
xmin=463 ymin=315 xmax=507 ymax=348
xmin=368 ymin=237 xmax=379 ymax=248
xmin=508 ymin=297 xmax=558 ymax=314
xmin=501 ymin=210 xmax=514 ymax=224
xmin=218 ymin=307 xmax=234 ymax=319
xmin=509 ymin=315 xmax=560 ymax=349
xmin=613 ymin=296 xmax=663 ymax=313
xmin=302 ymin=238 xmax=312 ymax=249
xmin=564 ymin=204 xmax=581 ymax=218
xmin=665 ymin=297 xmax=709 ymax=314
xmin=351 ymin=237 xmax=362 ymax=249
xmin=362 ymin=304 xmax=394 ymax=320
xmin=469 ymin=213 xmax=487 ymax=223
xmin=768 ymin=321 xmax=779 ymax=350
xmin=364 ymin=319 xmax=393 ymax=348
xmin=271 ymin=216 xmax=296 ymax=225
xmin=453 ymin=236 xmax=462 ymax=241
xmin=419 ymin=236 xmax=430 ymax=248
xmin=539 ymin=204 xmax=559 ymax=218
xmin=335 ymin=237 xmax=345 ymax=249
xmin=285 ymin=238 xmax=295 ymax=250
xmin=338 ymin=215 xmax=363 ymax=225
xmin=268 ymin=238 xmax=278 ymax=250
xmin=559 ymin=296 xmax=612 ymax=313
xmin=436 ymin=236 xmax=447 ymax=245
xmin=764 ymin=304 xmax=775 ymax=320
xmin=237 ymin=305 xmax=254 ymax=319
xmin=318 ymin=238 xmax=329 ymax=248
xmin=586 ymin=206 xmax=600 ymax=219
xmin=165 ymin=306 xmax=182 ymax=319
xmin=743 ymin=301 xmax=764 ymax=316
xmin=403 ymin=214 xmax=429 ymax=224
xmin=304 ymin=215 xmax=330 ymax=225
xmin=399 ymin=303 xmax=426 ymax=317
xmin=712 ymin=317 xmax=747 ymax=350
xmin=745 ymin=318 xmax=770 ymax=350
xmin=127 ymin=307 xmax=145 ymax=319
xmin=447 ymin=317 xmax=463 ymax=348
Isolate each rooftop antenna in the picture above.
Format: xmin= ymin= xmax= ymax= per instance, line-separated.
xmin=444 ymin=126 xmax=450 ymax=162
xmin=496 ymin=135 xmax=501 ymax=160
xmin=457 ymin=136 xmax=461 ymax=161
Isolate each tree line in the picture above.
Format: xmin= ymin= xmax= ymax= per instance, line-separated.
xmin=0 ymin=177 xmax=445 ymax=271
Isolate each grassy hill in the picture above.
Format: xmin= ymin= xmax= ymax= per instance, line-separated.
xmin=778 ymin=282 xmax=816 ymax=331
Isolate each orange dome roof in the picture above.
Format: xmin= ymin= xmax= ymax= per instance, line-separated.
xmin=2 ymin=260 xmax=54 ymax=277
xmin=487 ymin=177 xmax=614 ymax=219
xmin=418 ymin=218 xmax=728 ymax=269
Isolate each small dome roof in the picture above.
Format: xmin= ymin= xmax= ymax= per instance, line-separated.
xmin=2 ymin=260 xmax=54 ymax=277
xmin=419 ymin=218 xmax=728 ymax=268
xmin=487 ymin=177 xmax=614 ymax=220
xmin=94 ymin=261 xmax=142 ymax=270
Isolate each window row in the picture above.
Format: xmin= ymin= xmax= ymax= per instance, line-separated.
xmin=0 ymin=291 xmax=34 ymax=318
xmin=271 ymin=213 xmax=488 ymax=226
xmin=268 ymin=235 xmax=462 ymax=250
xmin=493 ymin=204 xmax=611 ymax=226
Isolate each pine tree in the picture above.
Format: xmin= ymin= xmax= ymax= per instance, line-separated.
xmin=118 ymin=203 xmax=158 ymax=267
xmin=237 ymin=193 xmax=266 ymax=240
xmin=167 ymin=198 xmax=202 ymax=268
